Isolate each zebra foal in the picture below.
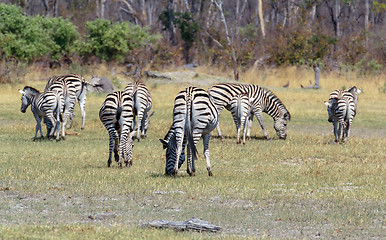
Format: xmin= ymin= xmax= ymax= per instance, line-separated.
xmin=19 ymin=86 xmax=62 ymax=141
xmin=99 ymin=91 xmax=136 ymax=167
xmin=160 ymin=87 xmax=219 ymax=176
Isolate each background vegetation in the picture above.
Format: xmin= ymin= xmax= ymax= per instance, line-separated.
xmin=1 ymin=1 xmax=385 ymax=84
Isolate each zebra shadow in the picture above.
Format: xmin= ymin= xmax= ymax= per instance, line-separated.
xmin=149 ymin=171 xmax=196 ymax=178
xmin=211 ymin=135 xmax=269 ymax=141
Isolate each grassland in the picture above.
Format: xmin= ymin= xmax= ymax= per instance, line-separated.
xmin=0 ymin=66 xmax=385 ymax=239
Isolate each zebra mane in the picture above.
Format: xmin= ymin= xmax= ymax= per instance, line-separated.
xmin=23 ymin=86 xmax=40 ymax=95
xmin=264 ymin=88 xmax=291 ymax=120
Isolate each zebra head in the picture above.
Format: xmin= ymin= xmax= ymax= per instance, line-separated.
xmin=141 ymin=111 xmax=155 ymax=138
xmin=159 ymin=131 xmax=186 ymax=176
xmin=325 ymin=99 xmax=337 ymax=123
xmin=274 ymin=111 xmax=291 ymax=140
xmin=120 ymin=131 xmax=136 ymax=167
xmin=18 ymin=86 xmax=39 ymax=113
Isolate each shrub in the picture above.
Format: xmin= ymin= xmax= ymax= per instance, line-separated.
xmin=75 ymin=19 xmax=160 ymax=62
xmin=0 ymin=3 xmax=79 ymax=62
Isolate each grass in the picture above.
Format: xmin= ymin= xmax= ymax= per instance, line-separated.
xmin=0 ymin=66 xmax=385 ymax=239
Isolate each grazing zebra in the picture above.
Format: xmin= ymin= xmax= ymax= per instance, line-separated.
xmin=99 ymin=91 xmax=136 ymax=167
xmin=45 ymin=74 xmax=90 ymax=131
xmin=160 ymin=87 xmax=218 ymax=176
xmin=208 ymin=83 xmax=291 ymax=140
xmin=228 ymin=93 xmax=252 ymax=144
xmin=325 ymin=86 xmax=361 ymax=142
xmin=124 ymin=82 xmax=154 ymax=140
xmin=18 ymin=86 xmax=62 ymax=141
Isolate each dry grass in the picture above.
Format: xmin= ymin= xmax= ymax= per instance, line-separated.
xmin=0 ymin=65 xmax=385 ymax=239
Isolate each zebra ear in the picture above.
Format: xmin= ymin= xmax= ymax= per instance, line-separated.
xmin=357 ymin=88 xmax=362 ymax=94
xmin=284 ymin=112 xmax=291 ymax=121
xmin=18 ymin=89 xmax=25 ymax=95
xmin=324 ymin=101 xmax=330 ymax=107
xmin=159 ymin=139 xmax=168 ymax=149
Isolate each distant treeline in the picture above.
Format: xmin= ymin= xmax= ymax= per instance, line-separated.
xmin=0 ymin=1 xmax=385 ymax=76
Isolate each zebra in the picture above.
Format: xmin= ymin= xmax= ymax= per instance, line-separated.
xmin=325 ymin=86 xmax=361 ymax=142
xmin=160 ymin=86 xmax=219 ymax=176
xmin=124 ymin=82 xmax=154 ymax=141
xmin=45 ymin=74 xmax=90 ymax=131
xmin=99 ymin=91 xmax=136 ymax=167
xmin=208 ymin=83 xmax=291 ymax=140
xmin=228 ymin=93 xmax=252 ymax=144
xmin=18 ymin=86 xmax=62 ymax=141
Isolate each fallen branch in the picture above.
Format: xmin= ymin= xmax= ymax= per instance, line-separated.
xmin=144 ymin=217 xmax=222 ymax=232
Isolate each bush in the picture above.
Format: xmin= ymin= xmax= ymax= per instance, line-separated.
xmin=267 ymin=28 xmax=334 ymax=66
xmin=75 ymin=19 xmax=161 ymax=62
xmin=0 ymin=3 xmax=79 ymax=62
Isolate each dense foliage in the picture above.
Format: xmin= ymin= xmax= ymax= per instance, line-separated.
xmin=0 ymin=3 xmax=79 ymax=62
xmin=0 ymin=4 xmax=160 ymax=63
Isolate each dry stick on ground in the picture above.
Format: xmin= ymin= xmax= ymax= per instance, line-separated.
xmin=144 ymin=217 xmax=222 ymax=232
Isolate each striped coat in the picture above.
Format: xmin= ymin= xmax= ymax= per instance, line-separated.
xmin=19 ymin=86 xmax=62 ymax=141
xmin=99 ymin=91 xmax=136 ymax=167
xmin=160 ymin=87 xmax=218 ymax=176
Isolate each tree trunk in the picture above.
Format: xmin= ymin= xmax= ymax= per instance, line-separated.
xmin=258 ymin=0 xmax=265 ymax=38
xmin=365 ymin=0 xmax=369 ymax=49
xmin=168 ymin=0 xmax=176 ymax=45
xmin=214 ymin=0 xmax=239 ymax=81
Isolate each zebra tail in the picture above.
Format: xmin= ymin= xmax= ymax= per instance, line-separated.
xmin=237 ymin=96 xmax=242 ymax=126
xmin=56 ymin=93 xmax=63 ymax=122
xmin=185 ymin=98 xmax=198 ymax=161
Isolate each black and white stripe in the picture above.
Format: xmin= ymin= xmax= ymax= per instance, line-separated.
xmin=45 ymin=74 xmax=89 ymax=132
xmin=19 ymin=86 xmax=62 ymax=141
xmin=124 ymin=82 xmax=154 ymax=140
xmin=208 ymin=83 xmax=291 ymax=140
xmin=99 ymin=91 xmax=136 ymax=167
xmin=160 ymin=87 xmax=218 ymax=176
xmin=325 ymin=86 xmax=360 ymax=142
xmin=228 ymin=93 xmax=252 ymax=144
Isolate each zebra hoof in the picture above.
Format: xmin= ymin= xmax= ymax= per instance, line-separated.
xmin=207 ymin=167 xmax=213 ymax=176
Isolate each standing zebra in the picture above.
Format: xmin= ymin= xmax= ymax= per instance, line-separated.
xmin=160 ymin=87 xmax=219 ymax=176
xmin=124 ymin=82 xmax=154 ymax=140
xmin=19 ymin=86 xmax=62 ymax=141
xmin=208 ymin=83 xmax=291 ymax=140
xmin=99 ymin=91 xmax=136 ymax=167
xmin=325 ymin=86 xmax=361 ymax=142
xmin=229 ymin=93 xmax=252 ymax=144
xmin=45 ymin=74 xmax=89 ymax=131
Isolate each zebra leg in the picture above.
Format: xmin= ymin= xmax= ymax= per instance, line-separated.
xmin=66 ymin=111 xmax=75 ymax=129
xmin=333 ymin=120 xmax=338 ymax=143
xmin=203 ymin=134 xmax=213 ymax=176
xmin=78 ymin=95 xmax=87 ymax=130
xmin=256 ymin=112 xmax=269 ymax=140
xmin=246 ymin=114 xmax=253 ymax=140
xmin=107 ymin=128 xmax=117 ymax=167
xmin=114 ymin=131 xmax=120 ymax=163
xmin=46 ymin=115 xmax=57 ymax=141
xmin=242 ymin=118 xmax=248 ymax=144
xmin=33 ymin=114 xmax=44 ymax=141
xmin=216 ymin=123 xmax=224 ymax=140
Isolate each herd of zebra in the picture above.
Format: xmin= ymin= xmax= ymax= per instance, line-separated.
xmin=18 ymin=74 xmax=360 ymax=176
